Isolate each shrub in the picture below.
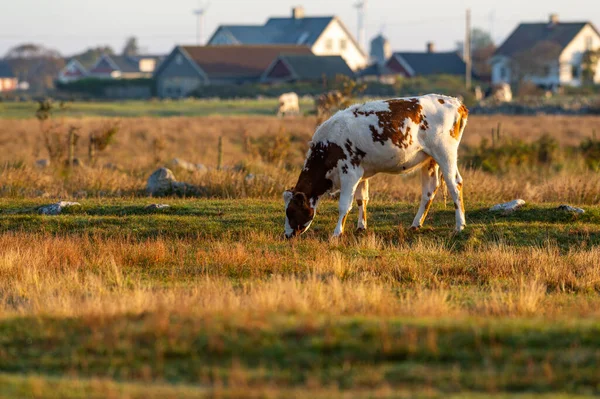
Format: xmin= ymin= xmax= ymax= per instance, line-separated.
xmin=580 ymin=136 xmax=600 ymax=171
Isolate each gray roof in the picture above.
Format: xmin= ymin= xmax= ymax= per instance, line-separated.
xmin=358 ymin=62 xmax=395 ymax=77
xmin=211 ymin=16 xmax=334 ymax=46
xmin=495 ymin=22 xmax=596 ymax=57
xmin=274 ymin=54 xmax=353 ymax=80
xmin=109 ymin=55 xmax=142 ymax=73
xmin=0 ymin=61 xmax=14 ymax=78
xmin=393 ymin=52 xmax=466 ymax=76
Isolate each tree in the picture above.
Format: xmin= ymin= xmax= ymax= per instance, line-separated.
xmin=582 ymin=49 xmax=600 ymax=85
xmin=4 ymin=43 xmax=65 ymax=93
xmin=122 ymin=37 xmax=139 ymax=57
xmin=471 ymin=28 xmax=494 ymax=51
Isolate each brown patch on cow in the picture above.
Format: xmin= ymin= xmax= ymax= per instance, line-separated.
xmin=344 ymin=139 xmax=366 ymax=167
xmin=428 ymin=159 xmax=437 ymax=177
xmin=454 ymin=202 xmax=459 ymax=210
xmin=450 ymin=104 xmax=469 ymax=140
xmin=427 ymin=192 xmax=432 ymax=198
xmin=341 ymin=164 xmax=349 ymax=174
xmin=294 ymin=141 xmax=346 ymax=202
xmin=420 ymin=117 xmax=430 ymax=131
xmin=457 ymin=182 xmax=465 ymax=214
xmin=356 ymin=199 xmax=363 ymax=207
xmin=354 ymin=99 xmax=424 ymax=149
xmin=438 ymin=98 xmax=445 ymax=104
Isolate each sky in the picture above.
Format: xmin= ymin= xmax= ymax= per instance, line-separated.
xmin=1 ymin=0 xmax=599 ymax=57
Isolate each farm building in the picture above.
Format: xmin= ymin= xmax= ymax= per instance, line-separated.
xmin=261 ymin=54 xmax=353 ymax=83
xmin=385 ymin=43 xmax=467 ymax=78
xmin=154 ymin=45 xmax=313 ymax=98
xmin=491 ymin=14 xmax=600 ymax=89
xmin=0 ymin=61 xmax=18 ymax=92
xmin=207 ymin=7 xmax=367 ymax=71
xmin=87 ymin=54 xmax=163 ymax=79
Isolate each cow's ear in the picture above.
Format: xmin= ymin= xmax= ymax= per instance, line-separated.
xmin=283 ymin=190 xmax=293 ymax=203
xmin=293 ymin=192 xmax=307 ymax=205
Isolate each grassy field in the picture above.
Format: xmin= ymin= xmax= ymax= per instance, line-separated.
xmin=1 ymin=198 xmax=600 ymax=397
xmin=1 ymin=103 xmax=600 ymax=397
xmin=0 ymin=98 xmax=316 ymax=119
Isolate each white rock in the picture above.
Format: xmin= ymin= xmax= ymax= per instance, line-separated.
xmin=38 ymin=201 xmax=81 ymax=215
xmin=557 ymin=205 xmax=585 ymax=214
xmin=145 ymin=204 xmax=171 ymax=210
xmin=490 ymin=199 xmax=526 ymax=213
xmin=170 ymin=158 xmax=208 ymax=174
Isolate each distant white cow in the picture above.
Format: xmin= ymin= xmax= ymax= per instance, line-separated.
xmin=277 ymin=92 xmax=300 ymax=117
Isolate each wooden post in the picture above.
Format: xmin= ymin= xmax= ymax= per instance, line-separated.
xmin=217 ymin=136 xmax=223 ymax=171
xmin=88 ymin=135 xmax=96 ymax=166
xmin=68 ymin=129 xmax=76 ymax=168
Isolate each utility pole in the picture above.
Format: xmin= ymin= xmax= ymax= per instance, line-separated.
xmin=465 ymin=8 xmax=472 ymax=90
xmin=193 ymin=2 xmax=210 ymax=46
xmin=354 ymin=0 xmax=368 ymax=52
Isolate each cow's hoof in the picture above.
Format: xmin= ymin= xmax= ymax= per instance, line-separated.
xmin=355 ymin=227 xmax=367 ymax=234
xmin=409 ymin=226 xmax=420 ymax=232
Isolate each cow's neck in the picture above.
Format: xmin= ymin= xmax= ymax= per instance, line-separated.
xmin=294 ymin=169 xmax=331 ymax=208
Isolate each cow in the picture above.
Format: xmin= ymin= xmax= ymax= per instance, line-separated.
xmin=277 ymin=92 xmax=300 ymax=117
xmin=283 ymin=94 xmax=468 ymax=239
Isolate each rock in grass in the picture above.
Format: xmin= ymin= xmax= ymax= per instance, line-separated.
xmin=35 ymin=159 xmax=50 ymax=168
xmin=490 ymin=199 xmax=525 ymax=213
xmin=145 ymin=204 xmax=171 ymax=210
xmin=146 ymin=167 xmax=207 ymax=197
xmin=38 ymin=201 xmax=81 ymax=215
xmin=169 ymin=158 xmax=208 ymax=174
xmin=147 ymin=168 xmax=178 ymax=196
xmin=557 ymin=204 xmax=585 ymax=214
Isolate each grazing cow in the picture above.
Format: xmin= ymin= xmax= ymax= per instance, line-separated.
xmin=277 ymin=92 xmax=300 ymax=117
xmin=283 ymin=94 xmax=468 ymax=238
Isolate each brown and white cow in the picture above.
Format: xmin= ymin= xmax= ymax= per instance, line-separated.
xmin=283 ymin=94 xmax=468 ymax=238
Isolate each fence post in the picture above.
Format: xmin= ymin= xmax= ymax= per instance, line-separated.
xmin=217 ymin=136 xmax=223 ymax=171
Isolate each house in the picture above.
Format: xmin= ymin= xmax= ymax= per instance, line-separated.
xmin=207 ymin=7 xmax=367 ymax=71
xmin=0 ymin=61 xmax=18 ymax=92
xmin=153 ymin=45 xmax=313 ymax=98
xmin=386 ymin=42 xmax=467 ymax=78
xmin=88 ymin=54 xmax=163 ymax=79
xmin=57 ymin=58 xmax=92 ymax=83
xmin=262 ymin=54 xmax=353 ymax=83
xmin=491 ymin=14 xmax=600 ymax=89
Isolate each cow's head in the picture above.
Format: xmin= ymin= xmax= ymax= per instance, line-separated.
xmin=283 ymin=190 xmax=315 ymax=239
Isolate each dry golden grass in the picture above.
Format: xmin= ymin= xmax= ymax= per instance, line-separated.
xmin=2 ymin=232 xmax=600 ymax=321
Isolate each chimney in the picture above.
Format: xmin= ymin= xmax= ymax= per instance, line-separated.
xmin=292 ymin=6 xmax=305 ymax=20
xmin=427 ymin=42 xmax=435 ymax=53
xmin=549 ymin=13 xmax=559 ymax=25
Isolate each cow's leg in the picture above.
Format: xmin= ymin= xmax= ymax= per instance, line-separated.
xmin=333 ymin=172 xmax=362 ymax=238
xmin=436 ymin=156 xmax=466 ymax=232
xmin=355 ymin=179 xmax=369 ymax=232
xmin=411 ymin=160 xmax=440 ymax=230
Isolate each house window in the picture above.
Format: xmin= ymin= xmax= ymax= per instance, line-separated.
xmin=325 ymin=39 xmax=333 ymax=51
xmin=572 ymin=65 xmax=581 ymax=79
xmin=340 ymin=39 xmax=348 ymax=51
xmin=500 ymin=66 xmax=507 ymax=80
xmin=586 ymin=36 xmax=593 ymax=50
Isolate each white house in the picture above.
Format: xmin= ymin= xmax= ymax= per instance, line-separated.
xmin=207 ymin=7 xmax=368 ymax=71
xmin=57 ymin=59 xmax=88 ymax=83
xmin=491 ymin=14 xmax=600 ymax=89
